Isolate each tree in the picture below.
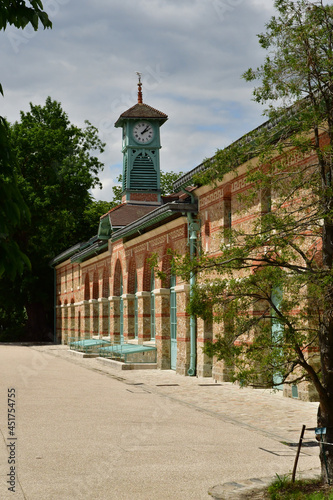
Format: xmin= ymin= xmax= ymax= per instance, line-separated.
xmin=1 ymin=97 xmax=105 ymax=340
xmin=160 ymin=170 xmax=184 ymax=195
xmin=174 ymin=0 xmax=333 ymax=483
xmin=82 ymin=199 xmax=116 ymax=237
xmin=0 ymin=1 xmax=51 ymax=279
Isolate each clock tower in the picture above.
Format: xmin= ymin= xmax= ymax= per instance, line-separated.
xmin=115 ymin=75 xmax=168 ymax=204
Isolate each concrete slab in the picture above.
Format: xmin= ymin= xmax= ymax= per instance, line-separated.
xmin=0 ymin=345 xmax=320 ymax=499
xmin=97 ymin=357 xmax=157 ymax=370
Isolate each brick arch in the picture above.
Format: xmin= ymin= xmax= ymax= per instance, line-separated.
xmin=127 ymin=258 xmax=137 ymax=295
xmin=84 ymin=273 xmax=90 ymax=301
xmin=92 ymin=269 xmax=99 ymax=300
xmin=70 ymin=297 xmax=75 ymax=304
xmin=102 ymin=265 xmax=110 ymax=298
xmin=57 ymin=299 xmax=62 ymax=306
xmin=113 ymin=259 xmax=123 ymax=296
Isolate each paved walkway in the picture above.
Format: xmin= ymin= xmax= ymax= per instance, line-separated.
xmin=0 ymin=345 xmax=320 ymax=499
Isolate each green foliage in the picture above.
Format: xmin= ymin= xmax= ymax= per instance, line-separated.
xmin=10 ymin=97 xmax=105 ymax=259
xmin=0 ymin=1 xmax=52 ymax=31
xmin=82 ymin=200 xmax=116 ymax=239
xmin=160 ymin=170 xmax=183 ymax=195
xmin=268 ymin=476 xmax=333 ymax=499
xmin=111 ymin=174 xmax=123 ymax=205
xmin=0 ymin=0 xmax=51 ymax=280
xmin=0 ymin=97 xmax=105 ymax=339
xmin=0 ymin=117 xmax=31 ymax=279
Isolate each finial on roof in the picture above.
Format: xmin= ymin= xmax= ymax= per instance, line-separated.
xmin=136 ymin=71 xmax=143 ymax=104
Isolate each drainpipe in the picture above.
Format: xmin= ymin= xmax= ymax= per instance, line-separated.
xmin=182 ymin=189 xmax=199 ymax=376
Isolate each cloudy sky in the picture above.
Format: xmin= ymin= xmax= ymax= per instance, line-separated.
xmin=2 ymin=0 xmax=279 ymax=201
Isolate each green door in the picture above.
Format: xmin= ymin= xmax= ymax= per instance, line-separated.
xmin=120 ymin=274 xmax=124 ymax=343
xmin=271 ymin=286 xmax=283 ymax=390
xmin=150 ymin=269 xmax=156 ymax=341
xmin=170 ymin=275 xmax=177 ymax=370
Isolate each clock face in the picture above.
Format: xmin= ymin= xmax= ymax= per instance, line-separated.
xmin=133 ymin=121 xmax=154 ymax=144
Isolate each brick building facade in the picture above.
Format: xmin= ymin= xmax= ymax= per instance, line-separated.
xmin=51 ymin=85 xmax=322 ymax=401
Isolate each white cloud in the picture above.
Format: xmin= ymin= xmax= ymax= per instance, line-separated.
xmin=2 ymin=0 xmax=278 ymax=202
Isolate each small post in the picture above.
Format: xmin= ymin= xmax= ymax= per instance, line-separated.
xmin=292 ymin=424 xmax=306 ymax=482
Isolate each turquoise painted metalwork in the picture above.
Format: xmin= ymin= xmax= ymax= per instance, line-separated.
xmin=134 ymin=273 xmax=138 ymax=340
xmin=271 ymin=286 xmax=284 ymax=390
xmin=120 ymin=274 xmax=124 ymax=343
xmin=150 ymin=269 xmax=156 ymax=341
xmin=170 ymin=274 xmax=177 ymax=370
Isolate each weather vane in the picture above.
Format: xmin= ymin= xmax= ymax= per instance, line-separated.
xmin=136 ymin=72 xmax=143 ymax=103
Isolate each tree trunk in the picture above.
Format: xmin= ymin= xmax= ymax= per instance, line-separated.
xmin=318 ymin=220 xmax=333 ymax=483
xmin=317 ymin=401 xmax=333 ymax=483
xmin=318 ymin=214 xmax=333 ymax=484
xmin=24 ymin=302 xmax=54 ymax=342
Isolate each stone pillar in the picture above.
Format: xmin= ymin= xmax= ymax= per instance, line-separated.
xmin=56 ymin=306 xmax=62 ymax=344
xmin=196 ymin=317 xmax=213 ymax=378
xmin=109 ymin=296 xmax=120 ymax=343
xmin=122 ymin=294 xmax=135 ymax=342
xmin=75 ymin=302 xmax=83 ymax=339
xmin=174 ymin=284 xmax=191 ymax=376
xmin=137 ymin=291 xmax=151 ymax=343
xmin=98 ymin=298 xmax=109 ymax=338
xmin=154 ymin=288 xmax=170 ymax=370
xmin=212 ymin=321 xmax=232 ymax=382
xmin=61 ymin=304 xmax=69 ymax=345
xmin=82 ymin=300 xmax=90 ymax=339
xmin=69 ymin=304 xmax=76 ymax=343
xmin=89 ymin=299 xmax=99 ymax=337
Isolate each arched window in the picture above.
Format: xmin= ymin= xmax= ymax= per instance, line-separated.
xmin=92 ymin=270 xmax=99 ymax=300
xmin=84 ymin=273 xmax=90 ymax=301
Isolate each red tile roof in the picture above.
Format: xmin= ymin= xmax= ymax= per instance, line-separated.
xmin=101 ymin=203 xmax=158 ymax=228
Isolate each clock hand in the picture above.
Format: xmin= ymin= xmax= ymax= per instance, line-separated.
xmin=141 ymin=126 xmax=149 ymax=134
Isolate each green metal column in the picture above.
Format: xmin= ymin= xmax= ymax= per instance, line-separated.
xmin=150 ymin=269 xmax=156 ymax=341
xmin=134 ymin=273 xmax=138 ymax=340
xmin=170 ymin=274 xmax=177 ymax=370
xmin=187 ymin=213 xmax=200 ymax=376
xmin=120 ymin=274 xmax=124 ymax=343
xmin=271 ymin=286 xmax=284 ymax=390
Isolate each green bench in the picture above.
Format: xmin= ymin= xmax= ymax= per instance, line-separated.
xmin=99 ymin=343 xmax=157 ymax=363
xmin=69 ymin=338 xmax=110 ymax=354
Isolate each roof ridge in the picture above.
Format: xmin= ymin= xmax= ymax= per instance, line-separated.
xmin=120 ymin=102 xmax=167 ymax=118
